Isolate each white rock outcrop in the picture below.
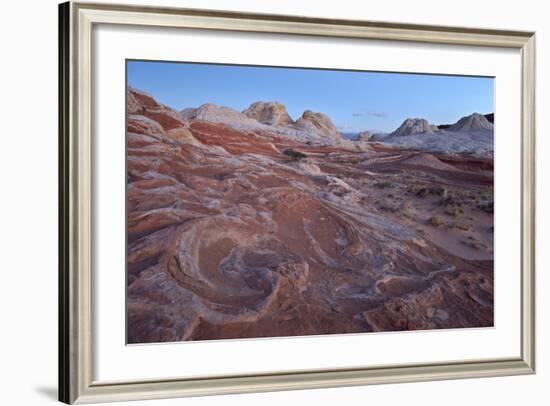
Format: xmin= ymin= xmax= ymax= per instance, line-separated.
xmin=390 ymin=118 xmax=438 ymax=137
xmin=180 ymin=102 xmax=344 ymax=145
xmin=449 ymin=113 xmax=494 ymax=132
xmin=243 ymin=101 xmax=294 ymax=126
xmin=295 ymin=110 xmax=341 ymax=139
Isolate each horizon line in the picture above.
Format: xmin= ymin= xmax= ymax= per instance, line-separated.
xmin=128 ymin=85 xmax=493 ymax=134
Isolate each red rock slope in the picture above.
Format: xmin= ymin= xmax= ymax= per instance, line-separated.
xmin=126 ymin=88 xmax=494 ymax=343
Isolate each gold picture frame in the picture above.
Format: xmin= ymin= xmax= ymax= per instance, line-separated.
xmin=59 ymin=1 xmax=536 ymax=403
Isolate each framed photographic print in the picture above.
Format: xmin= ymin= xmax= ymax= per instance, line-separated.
xmin=59 ymin=1 xmax=536 ymax=404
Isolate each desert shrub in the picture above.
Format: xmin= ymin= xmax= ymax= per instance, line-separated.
xmin=478 ymin=200 xmax=494 ymax=213
xmin=427 ymin=216 xmax=443 ymax=227
xmin=484 ymin=188 xmax=494 ymax=198
xmin=414 ymin=187 xmax=430 ymax=198
xmin=429 ymin=186 xmax=447 ymax=197
xmin=440 ymin=190 xmax=468 ymax=207
xmin=377 ymin=199 xmax=400 ymax=212
xmin=283 ymin=149 xmax=307 ymax=160
xmin=444 ymin=205 xmax=463 ymax=217
xmin=408 ymin=185 xmax=449 ymax=199
xmin=454 ymin=222 xmax=470 ymax=231
xmin=460 ymin=239 xmax=486 ymax=250
xmin=374 ymin=181 xmax=393 ymax=189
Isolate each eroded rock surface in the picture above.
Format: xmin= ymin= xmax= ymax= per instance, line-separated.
xmin=295 ymin=110 xmax=341 ymax=139
xmin=243 ymin=101 xmax=294 ymax=126
xmin=449 ymin=112 xmax=494 ymax=132
xmin=390 ymin=118 xmax=439 ymax=137
xmin=127 ymin=88 xmax=494 ymax=343
xmin=356 ymin=131 xmax=371 ymax=142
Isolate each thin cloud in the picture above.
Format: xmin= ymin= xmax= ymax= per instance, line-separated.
xmin=368 ymin=112 xmax=388 ymax=118
xmin=352 ymin=111 xmax=389 ymax=118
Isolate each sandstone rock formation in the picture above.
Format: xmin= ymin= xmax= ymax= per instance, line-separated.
xmin=179 ymin=101 xmax=345 ymax=145
xmin=126 ymin=87 xmax=494 ymax=343
xmin=243 ymin=101 xmax=294 ymax=126
xmin=449 ymin=112 xmax=494 ymax=132
xmin=390 ymin=118 xmax=438 ymax=137
xmin=295 ymin=110 xmax=341 ymax=138
xmin=356 ymin=130 xmax=371 ymax=142
xmin=180 ymin=103 xmax=252 ymax=125
xmin=128 ymin=87 xmax=187 ymax=131
xmin=382 ymin=114 xmax=494 ymax=157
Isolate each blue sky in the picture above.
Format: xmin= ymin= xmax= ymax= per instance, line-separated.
xmin=127 ymin=60 xmax=494 ymax=133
